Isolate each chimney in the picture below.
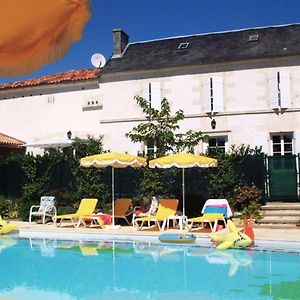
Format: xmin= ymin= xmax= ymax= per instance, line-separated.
xmin=112 ymin=29 xmax=129 ymax=58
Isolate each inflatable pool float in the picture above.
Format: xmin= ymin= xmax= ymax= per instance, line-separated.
xmin=208 ymin=220 xmax=252 ymax=250
xmin=0 ymin=216 xmax=17 ymax=234
xmin=159 ymin=233 xmax=196 ymax=244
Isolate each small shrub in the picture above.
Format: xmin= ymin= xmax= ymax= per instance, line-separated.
xmin=231 ymin=185 xmax=262 ymax=220
xmin=17 ymin=201 xmax=33 ymax=221
xmin=207 ymin=145 xmax=265 ymax=201
xmin=56 ymin=205 xmax=75 ymax=215
xmin=0 ymin=195 xmax=18 ymax=218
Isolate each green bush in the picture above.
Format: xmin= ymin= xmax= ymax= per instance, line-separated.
xmin=207 ymin=144 xmax=265 ymax=203
xmin=0 ymin=135 xmax=267 ymax=220
xmin=17 ymin=201 xmax=33 ymax=221
xmin=134 ymin=168 xmax=176 ymax=202
xmin=231 ymin=184 xmax=262 ymax=219
xmin=0 ymin=195 xmax=18 ymax=218
xmin=0 ymin=136 xmax=111 ymax=220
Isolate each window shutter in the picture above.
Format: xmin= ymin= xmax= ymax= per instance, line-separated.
xmin=150 ymin=82 xmax=161 ymax=110
xmin=202 ymin=140 xmax=209 ymax=154
xmin=294 ymin=131 xmax=300 ymax=154
xmin=279 ymin=71 xmax=291 ymax=109
xmin=143 ymin=83 xmax=150 ymax=102
xmin=203 ymin=77 xmax=211 ymax=113
xmin=268 ymin=73 xmax=279 ymax=109
xmin=212 ymin=77 xmax=224 ymax=113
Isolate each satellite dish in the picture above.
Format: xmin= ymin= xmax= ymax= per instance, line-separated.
xmin=91 ymin=53 xmax=106 ymax=68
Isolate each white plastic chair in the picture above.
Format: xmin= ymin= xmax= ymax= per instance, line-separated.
xmin=131 ymin=197 xmax=158 ymax=225
xmin=29 ymin=196 xmax=56 ymax=224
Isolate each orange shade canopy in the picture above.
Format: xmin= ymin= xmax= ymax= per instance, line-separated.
xmin=0 ymin=0 xmax=91 ymax=77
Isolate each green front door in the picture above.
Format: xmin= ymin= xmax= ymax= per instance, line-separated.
xmin=268 ymin=155 xmax=298 ymax=201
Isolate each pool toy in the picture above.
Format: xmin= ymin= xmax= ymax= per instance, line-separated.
xmin=0 ymin=216 xmax=17 ymax=234
xmin=159 ymin=233 xmax=196 ymax=244
xmin=208 ymin=220 xmax=252 ymax=249
xmin=206 ymin=249 xmax=252 ymax=276
xmin=240 ymin=215 xmax=255 ymax=244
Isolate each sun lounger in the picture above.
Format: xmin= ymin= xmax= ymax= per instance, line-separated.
xmin=187 ymin=213 xmax=226 ymax=232
xmin=53 ymin=198 xmax=98 ymax=227
xmin=187 ymin=199 xmax=231 ymax=232
xmin=134 ymin=199 xmax=179 ymax=231
xmin=113 ymin=198 xmax=132 ymax=225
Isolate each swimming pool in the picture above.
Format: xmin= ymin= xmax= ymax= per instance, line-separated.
xmin=1 ymin=236 xmax=300 ymax=299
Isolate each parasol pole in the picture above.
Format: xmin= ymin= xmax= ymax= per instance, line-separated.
xmin=112 ymin=167 xmax=115 ymax=226
xmin=182 ymin=168 xmax=186 ymax=218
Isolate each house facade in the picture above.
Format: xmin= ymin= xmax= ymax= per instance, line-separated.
xmin=0 ymin=24 xmax=300 ymax=200
xmin=100 ymin=26 xmax=300 ymax=157
xmin=0 ymin=69 xmax=102 ymax=154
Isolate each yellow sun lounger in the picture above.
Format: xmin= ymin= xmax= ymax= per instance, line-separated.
xmin=134 ymin=199 xmax=179 ymax=231
xmin=187 ymin=213 xmax=226 ymax=232
xmin=77 ymin=214 xmax=105 ymax=229
xmin=54 ymin=198 xmax=98 ymax=227
xmin=79 ymin=245 xmax=98 ymax=256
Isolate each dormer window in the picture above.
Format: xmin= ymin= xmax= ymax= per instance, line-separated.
xmin=83 ymin=94 xmax=103 ymax=111
xmin=248 ymin=34 xmax=259 ymax=42
xmin=178 ymin=42 xmax=189 ymax=49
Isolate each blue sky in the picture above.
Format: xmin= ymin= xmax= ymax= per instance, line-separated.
xmin=0 ymin=0 xmax=299 ymax=84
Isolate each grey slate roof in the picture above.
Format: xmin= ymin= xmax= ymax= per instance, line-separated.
xmin=103 ymin=24 xmax=300 ymax=74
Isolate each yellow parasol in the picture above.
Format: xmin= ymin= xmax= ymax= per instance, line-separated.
xmin=0 ymin=0 xmax=91 ymax=77
xmin=149 ymin=152 xmax=217 ymax=219
xmin=80 ymin=152 xmax=147 ymax=226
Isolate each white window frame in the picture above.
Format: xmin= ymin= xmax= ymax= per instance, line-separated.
xmin=203 ymin=77 xmax=224 ymax=114
xmin=203 ymin=135 xmax=228 ymax=153
xmin=143 ymin=82 xmax=161 ymax=110
xmin=268 ymin=71 xmax=291 ymax=110
xmin=142 ymin=139 xmax=158 ymax=158
xmin=270 ymin=132 xmax=294 ymax=156
xmin=47 ymin=95 xmax=55 ymax=103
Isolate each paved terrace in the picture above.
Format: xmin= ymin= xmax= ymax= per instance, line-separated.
xmin=14 ymin=221 xmax=300 ymax=243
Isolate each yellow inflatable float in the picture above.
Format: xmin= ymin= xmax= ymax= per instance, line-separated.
xmin=0 ymin=216 xmax=17 ymax=234
xmin=208 ymin=219 xmax=252 ymax=250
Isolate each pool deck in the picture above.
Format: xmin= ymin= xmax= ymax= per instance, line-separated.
xmin=13 ymin=221 xmax=300 ymax=243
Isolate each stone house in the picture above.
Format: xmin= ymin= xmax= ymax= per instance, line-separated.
xmin=1 ymin=23 xmax=300 ymax=200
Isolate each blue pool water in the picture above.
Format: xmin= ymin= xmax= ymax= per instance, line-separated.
xmin=0 ymin=236 xmax=300 ymax=299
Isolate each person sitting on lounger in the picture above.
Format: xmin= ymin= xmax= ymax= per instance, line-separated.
xmin=132 ymin=197 xmax=158 ymax=224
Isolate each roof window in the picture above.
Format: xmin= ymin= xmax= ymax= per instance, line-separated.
xmin=178 ymin=42 xmax=189 ymax=49
xmin=248 ymin=34 xmax=259 ymax=42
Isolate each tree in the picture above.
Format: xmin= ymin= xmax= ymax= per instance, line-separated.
xmin=72 ymin=135 xmax=104 ymax=159
xmin=126 ymin=96 xmax=206 ymax=159
xmin=126 ymin=96 xmax=206 ymax=202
